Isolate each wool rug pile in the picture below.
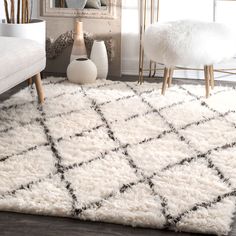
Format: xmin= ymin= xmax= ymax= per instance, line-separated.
xmin=0 ymin=77 xmax=236 ymax=235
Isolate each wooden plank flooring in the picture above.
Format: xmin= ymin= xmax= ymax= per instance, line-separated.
xmin=0 ymin=212 xmax=218 ymax=236
xmin=0 ymin=76 xmax=236 ymax=236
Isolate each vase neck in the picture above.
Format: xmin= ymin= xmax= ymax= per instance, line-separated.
xmin=75 ymin=20 xmax=84 ymax=38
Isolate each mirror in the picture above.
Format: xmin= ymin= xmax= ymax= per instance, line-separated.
xmin=52 ymin=0 xmax=107 ymax=9
xmin=42 ymin=0 xmax=116 ymax=19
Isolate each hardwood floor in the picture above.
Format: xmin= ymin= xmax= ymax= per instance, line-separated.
xmin=0 ymin=76 xmax=236 ymax=236
xmin=0 ymin=212 xmax=218 ymax=236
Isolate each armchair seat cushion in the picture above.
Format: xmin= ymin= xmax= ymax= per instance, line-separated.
xmin=0 ymin=36 xmax=46 ymax=94
xmin=144 ymin=20 xmax=236 ymax=67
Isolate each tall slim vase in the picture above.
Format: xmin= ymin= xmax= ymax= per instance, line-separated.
xmin=70 ymin=20 xmax=87 ymax=62
xmin=90 ymin=40 xmax=108 ymax=80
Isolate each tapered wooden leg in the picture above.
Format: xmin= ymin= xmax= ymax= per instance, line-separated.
xmin=168 ymin=68 xmax=174 ymax=87
xmin=28 ymin=77 xmax=33 ymax=86
xmin=34 ymin=73 xmax=45 ymax=104
xmin=149 ymin=61 xmax=153 ymax=78
xmin=152 ymin=62 xmax=157 ymax=77
xmin=162 ymin=68 xmax=170 ymax=95
xmin=210 ymin=65 xmax=214 ymax=90
xmin=204 ymin=66 xmax=210 ymax=98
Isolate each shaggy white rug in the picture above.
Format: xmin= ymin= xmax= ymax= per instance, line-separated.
xmin=0 ymin=77 xmax=236 ymax=235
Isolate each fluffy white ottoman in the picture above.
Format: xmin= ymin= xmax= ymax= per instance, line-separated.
xmin=144 ymin=20 xmax=236 ymax=97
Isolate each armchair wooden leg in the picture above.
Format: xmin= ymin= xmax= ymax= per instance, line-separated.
xmin=34 ymin=73 xmax=45 ymax=104
xmin=162 ymin=68 xmax=170 ymax=95
xmin=28 ymin=78 xmax=33 ymax=86
xmin=204 ymin=66 xmax=210 ymax=98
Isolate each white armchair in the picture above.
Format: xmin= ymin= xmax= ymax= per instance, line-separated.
xmin=0 ymin=36 xmax=46 ymax=103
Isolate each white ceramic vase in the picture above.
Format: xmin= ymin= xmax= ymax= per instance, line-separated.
xmin=0 ymin=19 xmax=46 ymax=47
xmin=90 ymin=40 xmax=108 ymax=79
xmin=67 ymin=58 xmax=97 ymax=84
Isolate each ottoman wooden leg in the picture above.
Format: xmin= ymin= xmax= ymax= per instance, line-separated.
xmin=152 ymin=63 xmax=157 ymax=77
xmin=204 ymin=66 xmax=210 ymax=98
xmin=162 ymin=68 xmax=170 ymax=95
xmin=149 ymin=61 xmax=153 ymax=78
xmin=34 ymin=73 xmax=45 ymax=104
xmin=168 ymin=68 xmax=174 ymax=87
xmin=210 ymin=65 xmax=215 ymax=90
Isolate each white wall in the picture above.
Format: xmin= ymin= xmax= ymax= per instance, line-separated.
xmin=121 ymin=0 xmax=140 ymax=75
xmin=121 ymin=0 xmax=236 ymax=81
xmin=0 ymin=3 xmax=4 ymax=19
xmin=32 ymin=0 xmax=40 ymax=18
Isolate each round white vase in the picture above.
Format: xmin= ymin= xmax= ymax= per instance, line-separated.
xmin=0 ymin=19 xmax=46 ymax=47
xmin=90 ymin=40 xmax=108 ymax=80
xmin=67 ymin=58 xmax=97 ymax=84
